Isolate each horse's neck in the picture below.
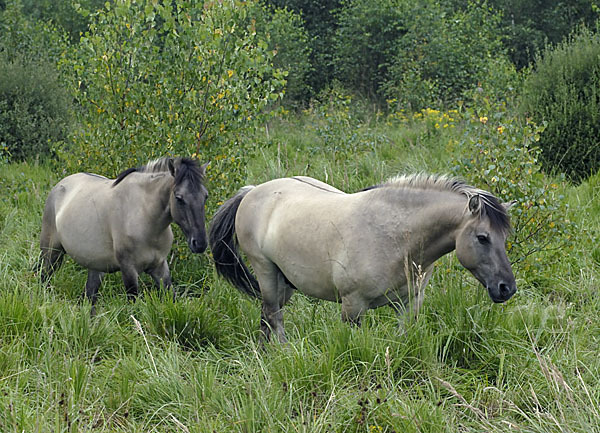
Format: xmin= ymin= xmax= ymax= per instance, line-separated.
xmin=382 ymin=188 xmax=465 ymax=265
xmin=136 ymin=174 xmax=174 ymax=230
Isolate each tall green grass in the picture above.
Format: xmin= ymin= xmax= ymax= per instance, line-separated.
xmin=0 ymin=111 xmax=598 ymax=432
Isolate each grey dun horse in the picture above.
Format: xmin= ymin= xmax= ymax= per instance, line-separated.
xmin=209 ymin=174 xmax=516 ymax=343
xmin=40 ymin=157 xmax=208 ymax=311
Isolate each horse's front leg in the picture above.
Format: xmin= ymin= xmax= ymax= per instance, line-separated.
xmin=392 ymin=265 xmax=434 ymax=329
xmin=85 ymin=270 xmax=104 ymax=316
xmin=340 ymin=293 xmax=368 ymax=326
xmin=120 ymin=265 xmax=140 ymax=301
xmin=148 ymin=260 xmax=174 ymax=300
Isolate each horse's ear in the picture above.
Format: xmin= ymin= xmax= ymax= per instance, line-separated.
xmin=468 ymin=194 xmax=482 ymax=215
xmin=168 ymin=158 xmax=175 ymax=177
xmin=502 ymin=200 xmax=517 ymax=212
xmin=200 ymin=161 xmax=210 ymax=176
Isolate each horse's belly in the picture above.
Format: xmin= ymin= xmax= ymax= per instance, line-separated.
xmin=55 ymin=208 xmax=118 ymax=271
xmin=60 ymin=233 xmax=119 ymax=272
xmin=276 ymin=259 xmax=340 ymax=302
xmin=297 ymin=283 xmax=340 ymax=302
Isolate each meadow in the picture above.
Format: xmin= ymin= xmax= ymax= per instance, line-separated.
xmin=1 ymin=109 xmax=599 ymax=433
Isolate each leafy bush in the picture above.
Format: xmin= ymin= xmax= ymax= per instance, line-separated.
xmin=0 ymin=0 xmax=68 ymax=63
xmin=383 ymin=1 xmax=514 ymax=110
xmin=265 ymin=0 xmax=343 ymax=97
xmin=450 ymin=95 xmax=577 ymax=280
xmin=485 ymin=0 xmax=599 ymax=69
xmin=256 ymin=5 xmax=312 ymax=106
xmin=307 ymin=87 xmax=384 ymax=160
xmin=333 ymin=0 xmax=407 ymax=99
xmin=0 ymin=57 xmax=72 ymax=161
xmin=0 ymin=1 xmax=71 ymax=161
xmin=520 ymin=25 xmax=600 ymax=182
xmin=6 ymin=0 xmax=107 ymax=42
xmin=60 ymin=0 xmax=285 ymax=207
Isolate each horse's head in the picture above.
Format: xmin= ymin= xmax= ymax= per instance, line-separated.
xmin=168 ymin=158 xmax=209 ymax=253
xmin=455 ymin=194 xmax=516 ymax=303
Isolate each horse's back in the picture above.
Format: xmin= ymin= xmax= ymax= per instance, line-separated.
xmin=50 ymin=173 xmax=114 ymax=226
xmin=236 ymin=177 xmax=348 ymax=245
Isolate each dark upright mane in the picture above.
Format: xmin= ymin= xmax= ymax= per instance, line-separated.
xmin=172 ymin=158 xmax=205 ymax=191
xmin=112 ymin=167 xmax=139 ymax=187
xmin=112 ymin=157 xmax=204 ymax=189
xmin=364 ymin=174 xmax=512 ymax=234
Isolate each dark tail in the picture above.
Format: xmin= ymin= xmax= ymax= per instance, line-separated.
xmin=209 ymin=186 xmax=261 ymax=298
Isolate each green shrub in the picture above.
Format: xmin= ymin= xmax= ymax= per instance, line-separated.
xmin=0 ymin=57 xmax=71 ymax=161
xmin=265 ymin=0 xmax=342 ymax=97
xmin=333 ymin=0 xmax=407 ymax=99
xmin=259 ymin=6 xmax=312 ymax=106
xmin=60 ymin=0 xmax=285 ymax=208
xmin=7 ymin=0 xmax=107 ymax=42
xmin=520 ymin=25 xmax=600 ymax=182
xmin=384 ymin=1 xmax=514 ymax=110
xmin=450 ymin=95 xmax=577 ymax=282
xmin=0 ymin=1 xmax=71 ymax=161
xmin=485 ymin=0 xmax=599 ymax=69
xmin=304 ymin=85 xmax=390 ymax=164
xmin=0 ymin=0 xmax=68 ymax=63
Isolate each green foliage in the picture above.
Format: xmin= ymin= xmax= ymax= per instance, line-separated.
xmin=333 ymin=0 xmax=407 ymax=99
xmin=484 ymin=0 xmax=599 ymax=69
xmin=1 ymin=0 xmax=107 ymax=41
xmin=449 ymin=96 xmax=577 ymax=281
xmin=257 ymin=5 xmax=312 ymax=106
xmin=0 ymin=0 xmax=69 ymax=62
xmin=264 ymin=0 xmax=343 ymax=96
xmin=0 ymin=1 xmax=72 ymax=162
xmin=305 ymin=86 xmax=390 ymax=163
xmin=384 ymin=1 xmax=514 ymax=110
xmin=520 ymin=25 xmax=600 ymax=182
xmin=60 ymin=0 xmax=285 ymax=206
xmin=0 ymin=57 xmax=72 ymax=161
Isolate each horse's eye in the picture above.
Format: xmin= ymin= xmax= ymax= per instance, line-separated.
xmin=477 ymin=234 xmax=489 ymax=244
xmin=175 ymin=195 xmax=184 ymax=204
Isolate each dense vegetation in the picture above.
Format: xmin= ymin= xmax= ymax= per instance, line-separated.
xmin=1 ymin=0 xmax=599 ymax=431
xmin=520 ymin=26 xmax=600 ymax=182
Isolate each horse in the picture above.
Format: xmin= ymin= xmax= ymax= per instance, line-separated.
xmin=209 ymin=174 xmax=516 ymax=343
xmin=40 ymin=157 xmax=209 ymax=312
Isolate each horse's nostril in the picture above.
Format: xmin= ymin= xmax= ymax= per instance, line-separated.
xmin=499 ymin=282 xmax=514 ymax=298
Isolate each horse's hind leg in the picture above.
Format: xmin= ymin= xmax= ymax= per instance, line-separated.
xmin=251 ymin=259 xmax=289 ymax=344
xmin=147 ymin=260 xmax=173 ymax=300
xmin=39 ymin=232 xmax=65 ymax=284
xmin=40 ymin=193 xmax=64 ymax=284
xmin=40 ymin=247 xmax=64 ymax=284
xmin=85 ymin=270 xmax=104 ymax=316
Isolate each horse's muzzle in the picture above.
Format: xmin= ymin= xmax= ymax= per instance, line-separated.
xmin=189 ymin=236 xmax=208 ymax=254
xmin=488 ymin=281 xmax=517 ymax=303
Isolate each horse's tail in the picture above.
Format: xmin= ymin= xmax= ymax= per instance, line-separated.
xmin=209 ymin=186 xmax=261 ymax=298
